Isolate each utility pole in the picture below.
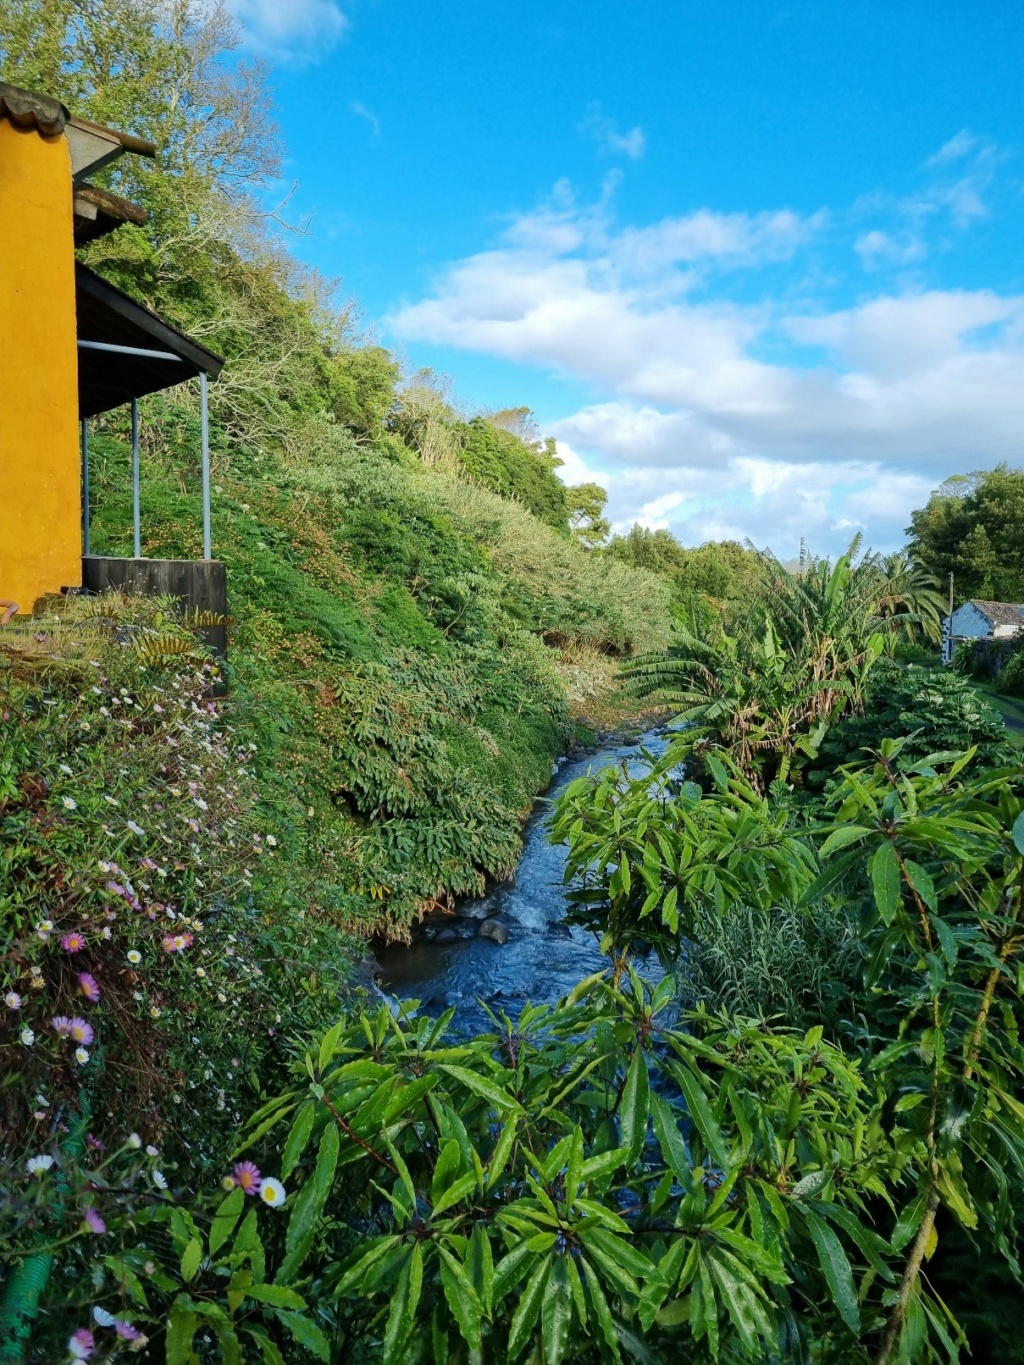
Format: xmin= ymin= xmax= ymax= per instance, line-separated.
xmin=946 ymin=571 xmax=955 ymax=665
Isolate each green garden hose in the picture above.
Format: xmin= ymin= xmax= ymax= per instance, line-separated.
xmin=0 ymin=1099 xmax=91 ymax=1365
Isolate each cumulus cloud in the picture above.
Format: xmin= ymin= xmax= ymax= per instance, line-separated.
xmin=389 ymin=137 xmax=1021 ymax=554
xmin=226 ymin=0 xmax=347 ymax=61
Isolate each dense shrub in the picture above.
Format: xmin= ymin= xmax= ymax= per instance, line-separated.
xmin=806 ymin=658 xmax=1014 ymax=787
xmin=553 ymin=738 xmax=1024 ymax=1362
xmin=998 ymin=649 xmax=1024 ymax=698
xmin=0 ymin=598 xmax=354 ymax=1160
xmin=455 ymin=416 xmax=570 ymax=531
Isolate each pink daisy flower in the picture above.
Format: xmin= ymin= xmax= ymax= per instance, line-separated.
xmin=61 ymin=932 xmax=86 ymax=953
xmin=233 ymin=1161 xmax=261 ymax=1195
xmin=50 ymin=1016 xmax=73 ymax=1037
xmin=83 ymin=1207 xmax=106 ymax=1234
xmin=78 ymin=973 xmax=101 ymax=1003
xmin=115 ymin=1322 xmax=141 ymax=1341
xmin=68 ymin=1018 xmax=95 ymax=1046
xmin=68 ymin=1328 xmax=94 ymax=1360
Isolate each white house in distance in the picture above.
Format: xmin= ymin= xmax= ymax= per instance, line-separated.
xmin=942 ymin=599 xmax=1024 ymax=664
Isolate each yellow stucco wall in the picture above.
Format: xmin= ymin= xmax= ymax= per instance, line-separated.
xmin=0 ymin=117 xmax=81 ymax=615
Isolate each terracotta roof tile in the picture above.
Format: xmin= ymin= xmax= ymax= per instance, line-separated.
xmin=969 ymin=600 xmax=1024 ymax=629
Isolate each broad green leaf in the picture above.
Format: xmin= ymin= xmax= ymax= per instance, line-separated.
xmin=800 ymin=1208 xmax=860 ymax=1336
xmin=166 ymin=1298 xmax=199 ymax=1365
xmin=542 ymin=1255 xmax=574 ymax=1365
xmin=432 ymin=1137 xmax=462 ymax=1207
xmin=891 ymin=1193 xmax=927 ymax=1252
xmin=1012 ymin=809 xmax=1024 ymax=855
xmin=246 ymin=1330 xmax=287 ymax=1365
xmin=180 ymin=1236 xmax=203 ymax=1283
xmin=650 ymin=1092 xmax=688 ymax=1184
xmin=580 ymin=1147 xmax=629 ymax=1183
xmin=437 ymin=1064 xmax=523 ymax=1114
xmin=432 ymin=1171 xmax=478 ymax=1217
xmin=246 ymin=1283 xmax=306 ymax=1310
xmin=209 ymin=1186 xmax=245 ymax=1257
xmin=565 ymin=1127 xmax=584 ymax=1207
xmin=281 ymin=1102 xmax=316 ymax=1181
xmin=903 ymin=858 xmax=938 ymax=912
xmin=335 ymin=1236 xmax=402 ymax=1296
xmin=870 ymin=841 xmax=901 ymax=925
xmin=234 ymin=1101 xmax=298 ymax=1156
xmin=275 ymin=1310 xmax=331 ymax=1363
xmin=466 ymin=1224 xmax=494 ymax=1315
xmin=819 ymin=824 xmax=871 ymax=857
xmin=318 ymin=1020 xmax=344 ymax=1074
xmin=487 ymin=1117 xmax=518 ymax=1189
xmin=508 ymin=1254 xmax=551 ymax=1360
xmin=581 ymin=1225 xmax=652 ymax=1281
xmin=383 ymin=1243 xmax=423 ymax=1365
xmin=673 ymin=1062 xmax=730 ymax=1171
xmin=493 ymin=1242 xmax=541 ymax=1304
xmin=582 ymin=1259 xmax=621 ymax=1360
xmin=438 ymin=1247 xmax=483 ymax=1352
xmin=620 ymin=1049 xmax=650 ymax=1164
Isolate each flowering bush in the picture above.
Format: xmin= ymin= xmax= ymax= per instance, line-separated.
xmin=0 ymin=597 xmax=352 ymax=1165
xmin=3 ymin=1124 xmax=301 ymax=1361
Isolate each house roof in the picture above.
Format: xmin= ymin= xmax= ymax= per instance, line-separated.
xmin=0 ymin=82 xmax=156 ymax=176
xmin=77 ymin=263 xmax=223 ymax=419
xmin=968 ymin=600 xmax=1024 ymax=629
xmin=73 ymin=183 xmax=148 ymax=245
xmin=0 ymin=83 xmax=67 ymax=137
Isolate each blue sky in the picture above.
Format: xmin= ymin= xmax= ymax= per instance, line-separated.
xmin=228 ymin=0 xmax=1024 ymax=556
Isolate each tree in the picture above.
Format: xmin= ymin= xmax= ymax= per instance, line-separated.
xmin=622 ymin=538 xmax=942 ymax=789
xmin=566 ymin=482 xmax=610 ymax=549
xmin=907 ymin=464 xmax=1024 ymax=601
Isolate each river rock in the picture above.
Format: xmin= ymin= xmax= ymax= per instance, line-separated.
xmin=434 ymin=927 xmax=457 ymax=943
xmin=478 ymin=918 xmax=510 ymax=945
xmin=546 ymin=921 xmax=573 ymax=940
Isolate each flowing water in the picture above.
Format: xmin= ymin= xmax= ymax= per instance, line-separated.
xmin=375 ymin=729 xmax=671 ymax=1034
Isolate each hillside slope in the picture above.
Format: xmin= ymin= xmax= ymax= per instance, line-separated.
xmin=86 ymin=409 xmax=672 ymax=938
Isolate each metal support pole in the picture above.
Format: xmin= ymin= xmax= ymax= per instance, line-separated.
xmin=131 ymin=398 xmax=141 ymax=558
xmin=200 ymin=371 xmax=211 ymax=560
xmin=80 ymin=420 xmax=90 ymax=556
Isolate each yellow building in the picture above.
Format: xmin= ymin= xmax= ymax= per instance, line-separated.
xmin=0 ymin=83 xmax=222 ymax=618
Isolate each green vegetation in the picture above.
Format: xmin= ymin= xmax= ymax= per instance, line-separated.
xmin=553 ymin=725 xmax=1024 ymax=1363
xmin=605 ymin=527 xmax=764 ymax=607
xmin=620 ymin=538 xmax=947 ymax=791
xmin=907 ymin=464 xmax=1024 ymax=602
xmin=4 ymin=4 xmax=1024 ymax=1362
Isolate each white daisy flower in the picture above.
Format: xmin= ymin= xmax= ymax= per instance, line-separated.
xmin=26 ymin=1154 xmax=54 ymax=1175
xmin=259 ymin=1177 xmax=286 ymax=1208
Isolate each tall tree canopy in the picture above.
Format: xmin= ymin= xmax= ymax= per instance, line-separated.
xmin=907 ymin=465 xmax=1024 ymax=602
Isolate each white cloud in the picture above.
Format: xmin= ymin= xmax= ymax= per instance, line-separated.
xmin=226 ymin=0 xmax=347 ymax=61
xmin=927 ymin=129 xmax=981 ymax=167
xmin=580 ymin=104 xmax=646 ymax=161
xmin=854 ymin=229 xmax=926 ymax=269
xmin=389 ymin=149 xmax=1021 ymax=555
xmin=351 ymin=101 xmax=381 ymax=140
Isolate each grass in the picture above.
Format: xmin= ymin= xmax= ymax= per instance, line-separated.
xmin=970 ymin=679 xmax=1024 ymax=748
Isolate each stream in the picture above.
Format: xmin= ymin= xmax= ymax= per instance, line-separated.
xmin=374 ymin=728 xmax=671 ymax=1034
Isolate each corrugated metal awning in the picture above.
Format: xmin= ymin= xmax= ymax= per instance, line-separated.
xmin=76 ymin=264 xmax=224 ymax=418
